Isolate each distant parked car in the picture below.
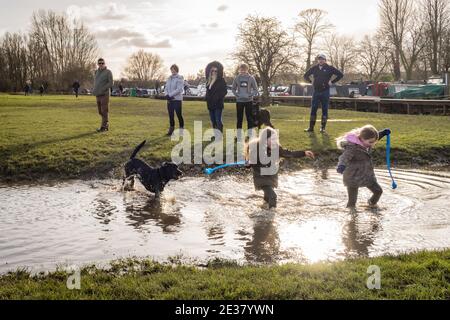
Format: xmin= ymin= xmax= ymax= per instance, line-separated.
xmin=197 ymin=84 xmax=207 ymax=97
xmin=81 ymin=88 xmax=92 ymax=95
xmin=184 ymin=85 xmax=199 ymax=96
xmin=226 ymin=85 xmax=234 ymax=97
xmin=270 ymin=86 xmax=290 ymax=97
xmin=111 ymin=89 xmax=122 ymax=96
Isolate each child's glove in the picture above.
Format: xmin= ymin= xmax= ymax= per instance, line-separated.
xmin=337 ymin=165 xmax=346 ymax=174
xmin=378 ymin=128 xmax=391 ymax=140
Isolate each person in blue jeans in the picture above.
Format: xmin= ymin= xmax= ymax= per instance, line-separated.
xmin=303 ymin=54 xmax=343 ymax=133
xmin=205 ymin=61 xmax=228 ymax=136
xmin=164 ymin=64 xmax=185 ymax=136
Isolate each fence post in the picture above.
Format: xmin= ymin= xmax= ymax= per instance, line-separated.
xmin=406 ymin=103 xmax=410 ymax=115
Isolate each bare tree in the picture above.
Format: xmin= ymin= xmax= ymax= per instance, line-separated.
xmin=323 ymin=34 xmax=357 ymax=75
xmin=233 ymin=15 xmax=299 ymax=105
xmin=295 ymin=9 xmax=333 ymax=69
xmin=124 ymin=50 xmax=164 ymax=83
xmin=422 ymin=0 xmax=450 ymax=75
xmin=357 ymin=34 xmax=390 ymax=81
xmin=29 ymin=10 xmax=98 ymax=90
xmin=441 ymin=30 xmax=450 ymax=72
xmin=1 ymin=33 xmax=29 ymax=91
xmin=401 ymin=10 xmax=427 ymax=80
xmin=379 ymin=0 xmax=414 ymax=80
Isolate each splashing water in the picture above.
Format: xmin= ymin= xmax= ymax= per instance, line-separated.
xmin=0 ymin=169 xmax=449 ymax=273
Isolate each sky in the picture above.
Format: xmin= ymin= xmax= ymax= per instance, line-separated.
xmin=0 ymin=0 xmax=380 ymax=78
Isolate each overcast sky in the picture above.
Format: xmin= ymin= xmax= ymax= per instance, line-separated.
xmin=0 ymin=0 xmax=380 ymax=78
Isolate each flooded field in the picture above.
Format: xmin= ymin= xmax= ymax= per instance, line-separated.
xmin=0 ymin=169 xmax=449 ymax=273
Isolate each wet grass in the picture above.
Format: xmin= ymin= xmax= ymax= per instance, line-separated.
xmin=1 ymin=94 xmax=449 ymax=181
xmin=0 ymin=249 xmax=448 ymax=299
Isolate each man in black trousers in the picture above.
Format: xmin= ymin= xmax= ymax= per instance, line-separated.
xmin=303 ymin=54 xmax=343 ymax=133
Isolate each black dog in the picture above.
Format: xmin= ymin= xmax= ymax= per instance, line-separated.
xmin=123 ymin=140 xmax=183 ymax=197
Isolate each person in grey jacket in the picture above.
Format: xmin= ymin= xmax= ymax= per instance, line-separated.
xmin=232 ymin=64 xmax=259 ymax=134
xmin=93 ymin=58 xmax=113 ymax=132
xmin=164 ymin=64 xmax=185 ymax=136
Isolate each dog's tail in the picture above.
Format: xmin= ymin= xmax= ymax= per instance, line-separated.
xmin=130 ymin=140 xmax=146 ymax=159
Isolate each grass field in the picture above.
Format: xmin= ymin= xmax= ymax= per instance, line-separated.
xmin=1 ymin=95 xmax=449 ymax=181
xmin=0 ymin=250 xmax=448 ymax=300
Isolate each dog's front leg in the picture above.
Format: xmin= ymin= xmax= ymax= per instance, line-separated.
xmin=123 ymin=176 xmax=135 ymax=192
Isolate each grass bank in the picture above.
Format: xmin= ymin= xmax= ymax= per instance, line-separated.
xmin=0 ymin=250 xmax=448 ymax=299
xmin=1 ymin=95 xmax=449 ymax=181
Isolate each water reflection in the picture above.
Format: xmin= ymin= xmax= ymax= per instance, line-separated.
xmin=342 ymin=212 xmax=382 ymax=258
xmin=123 ymin=196 xmax=181 ymax=233
xmin=244 ymin=211 xmax=280 ymax=263
xmin=91 ymin=196 xmax=117 ymax=225
xmin=1 ymin=169 xmax=450 ymax=273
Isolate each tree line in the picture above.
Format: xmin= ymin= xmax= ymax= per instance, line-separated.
xmin=1 ymin=1 xmax=449 ymax=95
xmin=0 ymin=10 xmax=98 ymax=92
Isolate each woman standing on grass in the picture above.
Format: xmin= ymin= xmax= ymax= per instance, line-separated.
xmin=205 ymin=61 xmax=228 ymax=134
xmin=164 ymin=64 xmax=185 ymax=136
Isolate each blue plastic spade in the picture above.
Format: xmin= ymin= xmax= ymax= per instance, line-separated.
xmin=204 ymin=161 xmax=246 ymax=175
xmin=386 ymin=134 xmax=398 ymax=189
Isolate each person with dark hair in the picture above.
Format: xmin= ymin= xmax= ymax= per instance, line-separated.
xmin=39 ymin=84 xmax=45 ymax=96
xmin=164 ymin=64 xmax=185 ymax=136
xmin=205 ymin=61 xmax=228 ymax=134
xmin=303 ymin=53 xmax=343 ymax=133
xmin=72 ymin=80 xmax=81 ymax=98
xmin=92 ymin=58 xmax=113 ymax=132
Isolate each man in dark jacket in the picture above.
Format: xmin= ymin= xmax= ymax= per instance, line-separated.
xmin=73 ymin=80 xmax=81 ymax=98
xmin=303 ymin=54 xmax=343 ymax=133
xmin=205 ymin=61 xmax=228 ymax=133
xmin=93 ymin=58 xmax=113 ymax=132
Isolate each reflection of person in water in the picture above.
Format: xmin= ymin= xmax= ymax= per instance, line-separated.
xmin=244 ymin=212 xmax=280 ymax=263
xmin=341 ymin=212 xmax=382 ymax=258
xmin=123 ymin=198 xmax=181 ymax=233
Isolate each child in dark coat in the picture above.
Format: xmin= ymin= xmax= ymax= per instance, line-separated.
xmin=336 ymin=125 xmax=391 ymax=209
xmin=245 ymin=109 xmax=315 ymax=209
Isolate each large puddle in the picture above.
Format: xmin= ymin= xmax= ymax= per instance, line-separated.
xmin=1 ymin=169 xmax=449 ymax=273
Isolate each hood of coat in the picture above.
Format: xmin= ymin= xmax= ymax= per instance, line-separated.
xmin=205 ymin=61 xmax=224 ymax=80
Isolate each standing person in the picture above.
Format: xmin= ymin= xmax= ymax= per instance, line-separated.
xmin=24 ymin=83 xmax=30 ymax=96
xmin=39 ymin=84 xmax=45 ymax=96
xmin=118 ymin=83 xmax=124 ymax=97
xmin=72 ymin=80 xmax=81 ymax=98
xmin=164 ymin=64 xmax=185 ymax=136
xmin=232 ymin=64 xmax=259 ymax=138
xmin=205 ymin=61 xmax=228 ymax=134
xmin=303 ymin=54 xmax=343 ymax=133
xmin=92 ymin=58 xmax=113 ymax=132
xmin=336 ymin=125 xmax=391 ymax=209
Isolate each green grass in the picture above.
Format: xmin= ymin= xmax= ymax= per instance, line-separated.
xmin=1 ymin=94 xmax=450 ymax=181
xmin=0 ymin=250 xmax=448 ymax=299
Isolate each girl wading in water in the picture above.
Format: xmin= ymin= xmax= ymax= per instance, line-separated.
xmin=336 ymin=125 xmax=391 ymax=210
xmin=246 ymin=109 xmax=315 ymax=209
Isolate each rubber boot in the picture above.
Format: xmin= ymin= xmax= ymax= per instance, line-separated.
xmin=304 ymin=115 xmax=317 ymax=132
xmin=320 ymin=116 xmax=328 ymax=134
xmin=166 ymin=126 xmax=175 ymax=136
